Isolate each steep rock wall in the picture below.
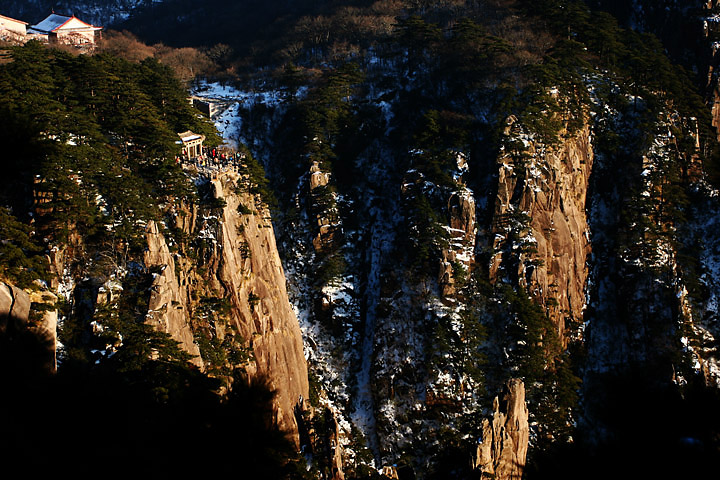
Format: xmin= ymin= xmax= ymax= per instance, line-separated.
xmin=144 ymin=221 xmax=203 ymax=368
xmin=705 ymin=3 xmax=720 ymax=140
xmin=491 ymin=119 xmax=593 ymax=338
xmin=186 ymin=171 xmax=309 ymax=438
xmin=439 ymin=187 xmax=477 ymax=297
xmin=307 ymin=160 xmax=341 ymax=253
xmin=41 ymin=168 xmax=309 ymax=441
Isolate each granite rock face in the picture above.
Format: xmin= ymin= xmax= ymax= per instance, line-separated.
xmin=473 ymin=379 xmax=529 ymax=480
xmin=144 ymin=220 xmax=203 ymax=368
xmin=491 ymin=120 xmax=593 ymax=340
xmin=37 ymin=169 xmax=309 ymax=442
xmin=0 ymin=281 xmax=31 ymax=330
xmin=184 ymin=172 xmax=310 ymax=440
xmin=439 ymin=188 xmax=477 ymax=297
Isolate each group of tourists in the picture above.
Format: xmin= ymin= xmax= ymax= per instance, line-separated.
xmin=178 ymin=146 xmax=247 ymax=174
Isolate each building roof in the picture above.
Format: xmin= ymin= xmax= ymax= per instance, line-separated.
xmin=0 ymin=14 xmax=28 ymax=25
xmin=32 ymin=14 xmax=101 ymax=34
xmin=178 ymin=131 xmax=205 ymax=143
xmin=26 ymin=28 xmax=48 ymax=37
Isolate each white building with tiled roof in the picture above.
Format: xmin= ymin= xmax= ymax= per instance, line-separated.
xmin=29 ymin=13 xmax=102 ymax=46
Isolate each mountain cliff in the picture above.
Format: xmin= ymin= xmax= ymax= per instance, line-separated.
xmin=134 ymin=170 xmax=310 ymax=435
xmin=0 ymin=43 xmax=310 ymax=476
xmin=4 ymin=0 xmax=720 ymax=478
xmin=490 ymin=118 xmax=593 ymax=341
xmin=190 ymin=1 xmax=720 ymax=477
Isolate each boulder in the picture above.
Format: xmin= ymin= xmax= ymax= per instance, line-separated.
xmin=0 ymin=281 xmax=31 ymax=332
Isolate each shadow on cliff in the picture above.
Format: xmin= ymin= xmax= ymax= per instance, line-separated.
xmin=525 ymin=367 xmax=720 ymax=480
xmin=0 ymin=313 xmax=56 ymax=386
xmin=0 ymin=364 xmax=307 ymax=479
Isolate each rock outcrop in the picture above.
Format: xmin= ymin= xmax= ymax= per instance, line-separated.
xmin=0 ymin=281 xmax=30 ymax=329
xmin=310 ymin=160 xmax=330 ymax=190
xmin=304 ymin=405 xmax=346 ymax=480
xmin=307 ymin=160 xmax=341 ymax=253
xmin=28 ymin=289 xmax=58 ymax=373
xmin=491 ymin=119 xmax=593 ymax=339
xmin=0 ymin=281 xmax=57 ymax=376
xmin=448 ymin=189 xmax=476 ymax=243
xmin=473 ymin=378 xmax=529 ymax=480
xmin=439 ymin=188 xmax=477 ymax=297
xmin=188 ymin=172 xmax=309 ymax=439
xmin=144 ymin=221 xmax=203 ymax=368
xmin=21 ymin=165 xmax=308 ymax=442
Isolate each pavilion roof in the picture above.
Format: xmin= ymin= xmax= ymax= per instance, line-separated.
xmin=178 ymin=131 xmax=204 ymax=143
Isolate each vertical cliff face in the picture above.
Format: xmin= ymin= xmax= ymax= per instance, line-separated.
xmin=307 ymin=160 xmax=341 ymax=253
xmin=189 ymin=17 xmax=720 ymax=468
xmin=185 ymin=171 xmax=309 ymax=436
xmin=0 ymin=282 xmax=31 ymax=329
xmin=704 ymin=2 xmax=720 ymax=141
xmin=144 ymin=221 xmax=203 ymax=368
xmin=491 ymin=118 xmax=594 ymax=339
xmin=32 ymin=167 xmax=309 ymax=441
xmin=439 ymin=185 xmax=477 ymax=297
xmin=141 ymin=169 xmax=308 ymax=437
